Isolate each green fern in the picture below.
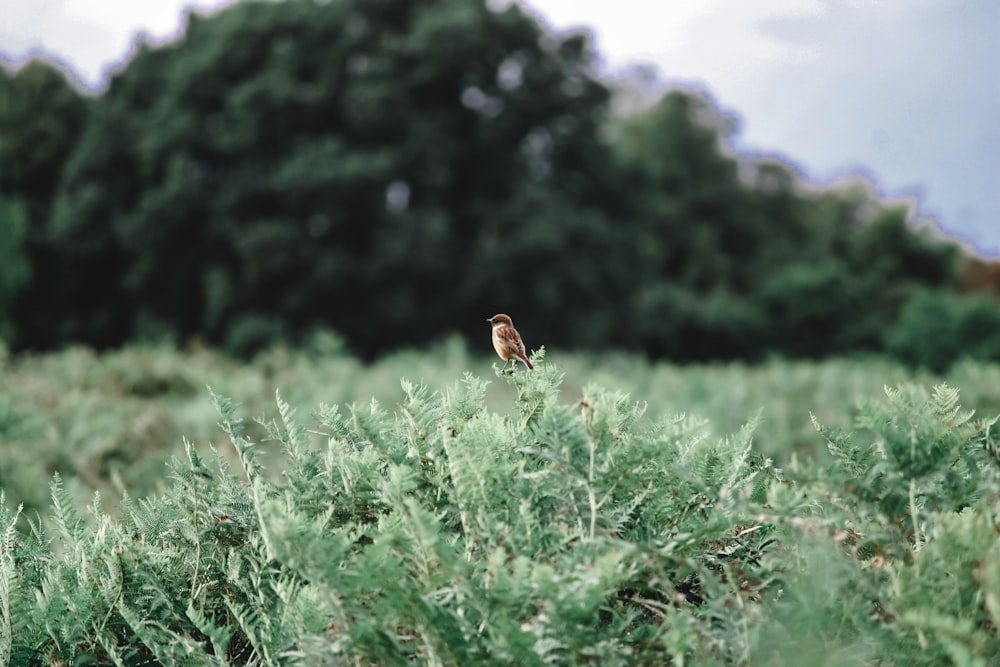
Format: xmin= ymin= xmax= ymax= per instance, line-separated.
xmin=2 ymin=368 xmax=999 ymax=665
xmin=0 ymin=496 xmax=21 ymax=666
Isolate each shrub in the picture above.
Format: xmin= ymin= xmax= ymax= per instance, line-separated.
xmin=0 ymin=355 xmax=785 ymax=664
xmin=1 ymin=357 xmax=998 ymax=664
xmin=810 ymin=383 xmax=1000 ymax=665
xmin=886 ymin=289 xmax=1000 ymax=372
xmin=755 ymin=260 xmax=887 ymax=356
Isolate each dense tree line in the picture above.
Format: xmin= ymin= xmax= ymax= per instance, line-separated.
xmin=1 ymin=0 xmax=998 ymax=367
xmin=0 ymin=60 xmax=89 ymax=341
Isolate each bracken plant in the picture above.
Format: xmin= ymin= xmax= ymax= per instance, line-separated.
xmin=1 ymin=350 xmax=997 ymax=666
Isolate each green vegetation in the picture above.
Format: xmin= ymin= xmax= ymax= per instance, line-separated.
xmin=4 ymin=342 xmax=1000 ymax=515
xmin=3 ymin=0 xmax=998 ymax=367
xmin=0 ymin=60 xmax=89 ymax=348
xmin=3 ymin=0 xmax=998 ymax=662
xmin=886 ymin=289 xmax=1000 ymax=372
xmin=1 ymin=346 xmax=999 ymax=664
xmin=0 ymin=196 xmax=30 ymax=340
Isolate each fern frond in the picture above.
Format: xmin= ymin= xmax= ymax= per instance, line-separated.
xmin=812 ymin=412 xmax=876 ymax=478
xmin=930 ymin=383 xmax=977 ymax=429
xmin=350 ymin=398 xmax=392 ymax=453
xmin=513 ymin=353 xmax=562 ymax=431
xmin=49 ymin=473 xmax=84 ymax=544
xmin=187 ymin=587 xmax=234 ymax=663
xmin=0 ymin=502 xmax=21 ymax=667
xmin=400 ymin=378 xmax=443 ymax=458
xmin=444 ymin=373 xmax=489 ymax=422
xmin=275 ymin=389 xmax=311 ymax=462
xmin=93 ymin=632 xmax=130 ymax=667
xmin=210 ymin=386 xmax=263 ymax=483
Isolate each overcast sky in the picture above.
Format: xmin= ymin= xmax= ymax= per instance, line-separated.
xmin=3 ymin=0 xmax=998 ymax=255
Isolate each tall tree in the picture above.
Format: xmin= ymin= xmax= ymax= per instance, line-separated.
xmin=0 ymin=196 xmax=30 ymax=340
xmin=612 ymin=90 xmax=774 ymax=358
xmin=610 ymin=89 xmax=962 ymax=360
xmin=46 ymin=0 xmax=615 ymax=355
xmin=0 ymin=61 xmax=88 ymax=216
xmin=0 ymin=60 xmax=89 ymax=346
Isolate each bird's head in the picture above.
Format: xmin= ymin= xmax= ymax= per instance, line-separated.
xmin=487 ymin=314 xmax=513 ymax=327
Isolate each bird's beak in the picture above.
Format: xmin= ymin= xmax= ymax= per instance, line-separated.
xmin=485 ymin=318 xmax=492 ymax=323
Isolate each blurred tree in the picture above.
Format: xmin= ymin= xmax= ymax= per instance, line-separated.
xmin=755 ymin=260 xmax=877 ymax=356
xmin=14 ymin=2 xmax=971 ymax=362
xmin=44 ymin=0 xmax=616 ymax=355
xmin=0 ymin=196 xmax=31 ymax=341
xmin=613 ymin=90 xmax=802 ymax=358
xmin=0 ymin=60 xmax=89 ymax=347
xmin=0 ymin=61 xmax=88 ymax=217
xmin=886 ymin=289 xmax=1000 ymax=371
xmin=610 ymin=91 xmax=962 ymax=361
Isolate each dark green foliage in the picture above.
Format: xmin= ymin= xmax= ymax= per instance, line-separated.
xmin=0 ymin=61 xmax=88 ymax=214
xmin=3 ymin=359 xmax=999 ymax=664
xmin=0 ymin=196 xmax=31 ymax=340
xmin=613 ymin=92 xmax=962 ymax=362
xmin=756 ymin=260 xmax=863 ymax=356
xmin=0 ymin=61 xmax=90 ymax=348
xmin=615 ymin=91 xmax=765 ymax=360
xmin=886 ymin=289 xmax=1000 ymax=372
xmin=7 ymin=0 xmax=968 ymax=364
xmin=42 ymin=0 xmax=615 ymax=357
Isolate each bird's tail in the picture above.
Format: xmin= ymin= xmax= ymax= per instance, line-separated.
xmin=523 ymin=356 xmax=534 ymax=370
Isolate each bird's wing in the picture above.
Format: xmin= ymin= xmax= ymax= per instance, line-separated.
xmin=499 ymin=326 xmax=527 ymax=358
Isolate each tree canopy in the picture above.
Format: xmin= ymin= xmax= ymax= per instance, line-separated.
xmin=0 ymin=61 xmax=88 ymax=344
xmin=41 ymin=0 xmax=623 ymax=355
xmin=3 ymin=0 xmax=991 ymax=367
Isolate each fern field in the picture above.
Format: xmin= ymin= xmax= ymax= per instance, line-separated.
xmin=1 ymin=346 xmax=999 ymax=665
xmin=3 ymin=339 xmax=999 ymax=516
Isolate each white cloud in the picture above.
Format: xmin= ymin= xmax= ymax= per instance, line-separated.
xmin=2 ymin=0 xmax=233 ymax=85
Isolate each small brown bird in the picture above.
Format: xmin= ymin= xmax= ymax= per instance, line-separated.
xmin=487 ymin=313 xmax=533 ymax=371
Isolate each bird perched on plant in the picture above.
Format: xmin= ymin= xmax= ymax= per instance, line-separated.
xmin=487 ymin=314 xmax=533 ymax=372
